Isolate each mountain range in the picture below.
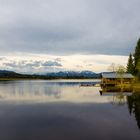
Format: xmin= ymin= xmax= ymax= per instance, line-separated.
xmin=0 ymin=70 xmax=101 ymax=79
xmin=44 ymin=71 xmax=100 ymax=78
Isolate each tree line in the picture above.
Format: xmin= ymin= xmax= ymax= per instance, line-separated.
xmin=127 ymin=38 xmax=140 ymax=80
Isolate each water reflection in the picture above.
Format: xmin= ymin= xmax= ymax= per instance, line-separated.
xmin=127 ymin=92 xmax=140 ymax=129
xmin=100 ymin=90 xmax=140 ymax=130
xmin=100 ymin=92 xmax=132 ymax=105
xmin=0 ymin=80 xmax=140 ymax=140
xmin=0 ymin=80 xmax=102 ymax=103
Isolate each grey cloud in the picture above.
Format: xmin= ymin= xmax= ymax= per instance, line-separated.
xmin=3 ymin=61 xmax=38 ymax=68
xmin=0 ymin=57 xmax=6 ymax=60
xmin=54 ymin=58 xmax=62 ymax=62
xmin=3 ymin=62 xmax=17 ymax=67
xmin=42 ymin=61 xmax=62 ymax=67
xmin=0 ymin=0 xmax=140 ymax=55
xmin=75 ymin=65 xmax=83 ymax=68
xmin=3 ymin=60 xmax=62 ymax=68
xmin=87 ymin=64 xmax=93 ymax=66
xmin=2 ymin=59 xmax=63 ymax=73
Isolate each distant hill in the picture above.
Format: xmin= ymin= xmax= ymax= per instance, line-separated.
xmin=0 ymin=70 xmax=22 ymax=78
xmin=44 ymin=71 xmax=101 ymax=78
xmin=0 ymin=70 xmax=101 ymax=79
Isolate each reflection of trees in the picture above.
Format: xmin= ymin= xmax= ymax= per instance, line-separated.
xmin=110 ymin=93 xmax=126 ymax=106
xmin=100 ymin=92 xmax=126 ymax=106
xmin=115 ymin=93 xmax=125 ymax=105
xmin=127 ymin=92 xmax=140 ymax=129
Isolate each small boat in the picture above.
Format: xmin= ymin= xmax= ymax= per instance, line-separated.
xmin=80 ymin=84 xmax=95 ymax=87
xmin=94 ymin=84 xmax=100 ymax=87
xmin=80 ymin=83 xmax=101 ymax=87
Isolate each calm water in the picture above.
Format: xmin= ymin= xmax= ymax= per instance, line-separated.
xmin=0 ymin=80 xmax=140 ymax=140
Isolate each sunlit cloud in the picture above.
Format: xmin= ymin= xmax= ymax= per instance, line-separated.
xmin=0 ymin=53 xmax=128 ymax=73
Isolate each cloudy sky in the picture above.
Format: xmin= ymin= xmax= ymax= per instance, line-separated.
xmin=0 ymin=0 xmax=140 ymax=73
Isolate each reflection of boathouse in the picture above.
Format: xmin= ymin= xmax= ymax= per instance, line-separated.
xmin=101 ymin=72 xmax=134 ymax=92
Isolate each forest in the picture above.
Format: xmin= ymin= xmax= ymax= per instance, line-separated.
xmin=127 ymin=38 xmax=140 ymax=81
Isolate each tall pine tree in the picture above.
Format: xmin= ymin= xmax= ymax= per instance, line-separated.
xmin=127 ymin=53 xmax=134 ymax=74
xmin=133 ymin=38 xmax=140 ymax=79
xmin=136 ymin=60 xmax=140 ymax=80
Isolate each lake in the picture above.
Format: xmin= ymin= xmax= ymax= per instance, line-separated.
xmin=0 ymin=80 xmax=140 ymax=140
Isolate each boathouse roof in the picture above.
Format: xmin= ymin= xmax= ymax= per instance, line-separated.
xmin=102 ymin=72 xmax=134 ymax=79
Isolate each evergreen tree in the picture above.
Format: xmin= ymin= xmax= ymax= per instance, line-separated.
xmin=136 ymin=60 xmax=140 ymax=80
xmin=134 ymin=38 xmax=140 ymax=74
xmin=126 ymin=53 xmax=134 ymax=74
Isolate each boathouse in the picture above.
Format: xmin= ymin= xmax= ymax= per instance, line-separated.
xmin=101 ymin=72 xmax=134 ymax=87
